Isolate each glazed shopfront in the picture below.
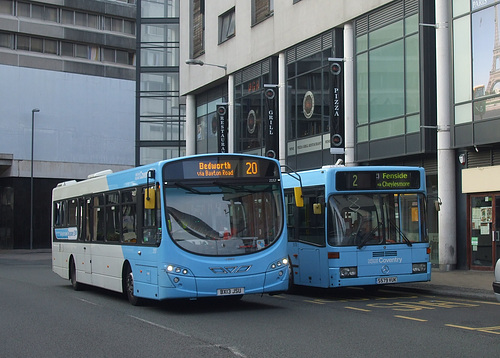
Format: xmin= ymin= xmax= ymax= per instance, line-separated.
xmin=463 ymin=166 xmax=500 ymax=270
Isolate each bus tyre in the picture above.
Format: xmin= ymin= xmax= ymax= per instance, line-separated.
xmin=69 ymin=257 xmax=81 ymax=291
xmin=288 ymin=257 xmax=295 ymax=292
xmin=124 ymin=265 xmax=142 ymax=306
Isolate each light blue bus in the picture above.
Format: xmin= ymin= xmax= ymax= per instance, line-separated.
xmin=283 ymin=166 xmax=430 ymax=289
xmin=52 ymin=154 xmax=289 ymax=305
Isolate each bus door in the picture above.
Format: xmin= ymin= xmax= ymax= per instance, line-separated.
xmin=287 ymin=186 xmax=328 ymax=287
xmin=470 ymin=194 xmax=500 ymax=269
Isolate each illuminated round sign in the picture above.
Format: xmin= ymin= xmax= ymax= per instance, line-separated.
xmin=332 ymin=134 xmax=343 ymax=147
xmin=247 ymin=110 xmax=256 ymax=134
xmin=303 ymin=91 xmax=315 ymax=119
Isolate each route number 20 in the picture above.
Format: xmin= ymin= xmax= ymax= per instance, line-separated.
xmin=246 ymin=161 xmax=258 ymax=175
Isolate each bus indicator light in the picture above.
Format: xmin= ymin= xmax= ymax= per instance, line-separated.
xmin=328 ymin=252 xmax=340 ymax=259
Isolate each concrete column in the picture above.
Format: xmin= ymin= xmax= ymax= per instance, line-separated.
xmin=436 ymin=0 xmax=456 ymax=270
xmin=278 ymin=52 xmax=286 ymax=167
xmin=228 ymin=74 xmax=235 ymax=153
xmin=343 ymin=22 xmax=355 ymax=166
xmin=185 ymin=94 xmax=196 ymax=156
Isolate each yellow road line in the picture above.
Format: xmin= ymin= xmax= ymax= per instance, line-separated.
xmin=446 ymin=324 xmax=500 ymax=335
xmin=394 ymin=315 xmax=428 ymax=322
xmin=345 ymin=306 xmax=371 ymax=312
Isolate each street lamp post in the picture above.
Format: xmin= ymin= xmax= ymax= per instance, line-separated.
xmin=185 ymin=59 xmax=227 ymax=73
xmin=30 ymin=108 xmax=40 ymax=250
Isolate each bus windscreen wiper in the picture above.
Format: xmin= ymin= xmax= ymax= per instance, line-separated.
xmin=389 ymin=220 xmax=412 ymax=247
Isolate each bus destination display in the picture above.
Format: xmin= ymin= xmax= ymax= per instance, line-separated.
xmin=163 ymin=156 xmax=279 ymax=180
xmin=336 ymin=170 xmax=421 ymax=191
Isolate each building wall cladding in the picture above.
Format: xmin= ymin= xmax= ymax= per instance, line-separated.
xmin=0 ymin=1 xmax=137 ymax=248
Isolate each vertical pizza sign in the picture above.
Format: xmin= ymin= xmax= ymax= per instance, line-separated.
xmin=264 ymin=86 xmax=278 ymax=158
xmin=329 ymin=59 xmax=344 ymax=155
xmin=216 ymin=104 xmax=228 ymax=153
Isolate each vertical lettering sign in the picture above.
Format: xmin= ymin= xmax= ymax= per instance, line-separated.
xmin=264 ymin=86 xmax=278 ymax=158
xmin=329 ymin=59 xmax=345 ymax=155
xmin=216 ymin=104 xmax=228 ymax=153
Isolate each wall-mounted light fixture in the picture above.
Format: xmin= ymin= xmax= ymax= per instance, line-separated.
xmin=458 ymin=153 xmax=466 ymax=165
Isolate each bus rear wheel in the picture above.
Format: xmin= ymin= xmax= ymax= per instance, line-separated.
xmin=69 ymin=257 xmax=81 ymax=291
xmin=124 ymin=264 xmax=143 ymax=306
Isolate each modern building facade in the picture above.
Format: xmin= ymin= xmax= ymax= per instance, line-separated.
xmin=135 ymin=0 xmax=185 ymax=166
xmin=0 ymin=0 xmax=137 ymax=249
xmin=180 ymin=0 xmax=500 ymax=271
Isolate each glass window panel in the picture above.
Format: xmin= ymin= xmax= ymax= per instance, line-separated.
xmin=103 ymin=17 xmax=111 ymax=31
xmin=61 ymin=41 xmax=73 ymax=56
xmin=140 ymin=147 xmax=180 ymax=166
xmin=102 ymin=48 xmax=114 ymax=62
xmin=356 ymin=33 xmax=368 ymax=53
xmin=0 ymin=32 xmax=12 ymax=48
xmin=369 ymin=40 xmax=405 ymax=122
xmin=140 ymin=97 xmax=179 ymax=116
xmin=140 ymin=73 xmax=179 ymax=92
xmin=88 ymin=14 xmax=99 ymax=29
xmin=454 ymin=15 xmax=471 ymax=103
xmin=406 ymin=114 xmax=420 ymax=133
xmin=369 ymin=20 xmax=403 ymax=48
xmin=455 ymin=102 xmax=472 ymax=124
xmin=141 ymin=0 xmax=179 ymax=18
xmin=31 ymin=4 xmax=43 ymax=20
xmin=17 ymin=35 xmax=29 ymax=50
xmin=357 ymin=125 xmax=368 ymax=142
xmin=124 ymin=20 xmax=135 ymax=34
xmin=453 ymin=0 xmax=470 ymax=16
xmin=356 ymin=52 xmax=368 ymax=124
xmin=141 ymin=24 xmax=179 ymax=43
xmin=219 ymin=8 xmax=235 ymax=43
xmin=61 ymin=9 xmax=74 ymax=24
xmin=17 ymin=2 xmax=29 ymax=17
xmin=116 ymin=50 xmax=129 ymax=64
xmin=44 ymin=6 xmax=57 ymax=22
xmin=405 ymin=34 xmax=420 ymax=114
xmin=473 ymin=7 xmax=495 ymax=97
xmin=112 ymin=18 xmax=122 ymax=32
xmin=370 ymin=118 xmax=404 ymax=140
xmin=0 ymin=0 xmax=13 ymax=15
xmin=44 ymin=39 xmax=57 ymax=54
xmin=405 ymin=13 xmax=418 ymax=35
xmin=75 ymin=44 xmax=87 ymax=58
xmin=31 ymin=37 xmax=43 ymax=52
xmin=75 ymin=12 xmax=86 ymax=26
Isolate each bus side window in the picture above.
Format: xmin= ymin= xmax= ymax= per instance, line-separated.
xmin=284 ymin=190 xmax=298 ymax=242
xmin=105 ymin=193 xmax=120 ymax=242
xmin=53 ymin=201 xmax=63 ymax=228
xmin=121 ymin=189 xmax=137 ymax=243
xmin=142 ymin=185 xmax=161 ymax=245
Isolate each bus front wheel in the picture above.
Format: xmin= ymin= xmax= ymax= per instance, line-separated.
xmin=124 ymin=264 xmax=143 ymax=306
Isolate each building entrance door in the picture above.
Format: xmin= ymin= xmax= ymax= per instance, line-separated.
xmin=470 ymin=195 xmax=500 ymax=270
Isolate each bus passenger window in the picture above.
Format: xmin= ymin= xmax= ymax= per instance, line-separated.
xmin=121 ymin=189 xmax=137 ymax=243
xmin=105 ymin=193 xmax=120 ymax=242
xmin=142 ymin=186 xmax=161 ymax=245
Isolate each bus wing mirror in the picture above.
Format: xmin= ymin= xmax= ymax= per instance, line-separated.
xmin=145 ymin=187 xmax=156 ymax=209
xmin=294 ymin=187 xmax=304 ymax=207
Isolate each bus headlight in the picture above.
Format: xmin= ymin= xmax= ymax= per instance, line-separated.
xmin=412 ymin=263 xmax=427 ymax=273
xmin=268 ymin=258 xmax=289 ymax=271
xmin=340 ymin=267 xmax=357 ymax=278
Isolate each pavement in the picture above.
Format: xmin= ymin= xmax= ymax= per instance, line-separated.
xmin=0 ymin=249 xmax=498 ymax=302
